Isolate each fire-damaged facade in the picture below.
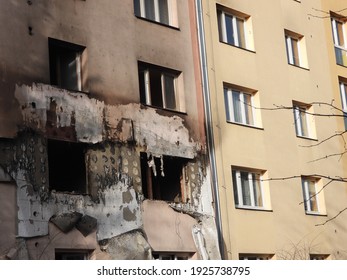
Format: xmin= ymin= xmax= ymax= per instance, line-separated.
xmin=0 ymin=0 xmax=220 ymax=260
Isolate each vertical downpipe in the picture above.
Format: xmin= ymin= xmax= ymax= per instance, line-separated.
xmin=195 ymin=0 xmax=225 ymax=259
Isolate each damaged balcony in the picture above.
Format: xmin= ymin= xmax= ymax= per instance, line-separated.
xmin=0 ymin=83 xmax=219 ymax=260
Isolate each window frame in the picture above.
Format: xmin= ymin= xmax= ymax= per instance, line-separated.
xmin=138 ymin=62 xmax=183 ymax=112
xmin=232 ymin=168 xmax=265 ymax=209
xmin=218 ymin=9 xmax=246 ymax=48
xmin=134 ymin=0 xmax=177 ymax=27
xmin=48 ymin=38 xmax=85 ymax=92
xmin=339 ymin=79 xmax=347 ymax=129
xmin=292 ymin=101 xmax=316 ymax=140
xmin=224 ymin=86 xmax=257 ymax=127
xmin=331 ymin=15 xmax=347 ymax=66
xmin=301 ymin=177 xmax=321 ymax=215
xmin=293 ymin=104 xmax=309 ymax=138
xmin=285 ymin=34 xmax=301 ymax=66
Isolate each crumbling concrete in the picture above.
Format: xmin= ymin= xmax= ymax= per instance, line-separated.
xmin=0 ymin=82 xmax=220 ymax=259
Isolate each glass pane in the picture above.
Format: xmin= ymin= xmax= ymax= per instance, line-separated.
xmin=217 ymin=10 xmax=224 ymax=42
xmin=163 ymin=74 xmax=176 ymax=110
xmin=243 ymin=93 xmax=253 ymax=125
xmin=58 ymin=51 xmax=79 ymax=91
xmin=236 ymin=17 xmax=246 ymax=48
xmin=149 ymin=69 xmax=163 ymax=107
xmin=158 ymin=0 xmax=169 ymax=25
xmin=291 ymin=38 xmax=300 ymax=66
xmin=308 ymin=180 xmax=318 ymax=212
xmin=240 ymin=171 xmax=251 ymax=206
xmin=299 ymin=108 xmax=308 ymax=137
xmin=232 ymin=170 xmax=239 ymax=206
xmin=224 ymin=88 xmax=231 ymax=121
xmin=252 ymin=173 xmax=263 ymax=207
xmin=225 ymin=14 xmax=235 ymax=45
xmin=145 ymin=0 xmax=156 ymax=21
xmin=134 ymin=0 xmax=141 ymax=16
xmin=232 ymin=90 xmax=242 ymax=123
xmin=337 ymin=21 xmax=345 ymax=46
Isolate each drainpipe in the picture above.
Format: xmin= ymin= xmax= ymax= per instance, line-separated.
xmin=195 ymin=0 xmax=225 ymax=259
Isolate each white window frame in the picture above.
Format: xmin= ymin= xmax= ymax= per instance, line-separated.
xmin=332 ymin=17 xmax=347 ymax=48
xmin=142 ymin=69 xmax=179 ymax=111
xmin=137 ymin=0 xmax=171 ymax=25
xmin=339 ymin=81 xmax=347 ymax=130
xmin=218 ymin=9 xmax=247 ymax=48
xmin=293 ymin=104 xmax=310 ymax=138
xmin=302 ymin=177 xmax=320 ymax=214
xmin=232 ymin=169 xmax=264 ymax=209
xmin=285 ymin=34 xmax=301 ymax=66
xmin=332 ymin=17 xmax=347 ymax=66
xmin=224 ymin=87 xmax=255 ymax=126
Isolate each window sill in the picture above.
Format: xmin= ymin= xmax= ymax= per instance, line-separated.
xmin=134 ymin=15 xmax=180 ymax=31
xmin=296 ymin=135 xmax=318 ymax=141
xmin=141 ymin=103 xmax=187 ymax=115
xmin=288 ymin=63 xmax=309 ymax=71
xmin=226 ymin=121 xmax=264 ymax=130
xmin=235 ymin=206 xmax=273 ymax=212
xmin=305 ymin=211 xmax=327 ymax=217
xmin=220 ymin=41 xmax=256 ymax=53
xmin=51 ymin=85 xmax=89 ymax=96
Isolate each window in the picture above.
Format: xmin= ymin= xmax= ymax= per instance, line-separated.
xmin=224 ymin=86 xmax=257 ymax=126
xmin=140 ymin=153 xmax=187 ymax=202
xmin=232 ymin=168 xmax=264 ymax=209
xmin=284 ymin=30 xmax=307 ymax=68
xmin=239 ymin=254 xmax=273 ymax=260
xmin=138 ymin=62 xmax=183 ymax=111
xmin=55 ymin=250 xmax=90 ymax=260
xmin=293 ymin=104 xmax=309 ymax=137
xmin=152 ymin=252 xmax=191 ymax=260
xmin=339 ymin=80 xmax=347 ymax=129
xmin=331 ymin=14 xmax=347 ymax=66
xmin=301 ymin=177 xmax=325 ymax=215
xmin=310 ymin=254 xmax=329 ymax=260
xmin=293 ymin=101 xmax=316 ymax=139
xmin=49 ymin=38 xmax=85 ymax=91
xmin=134 ymin=0 xmax=177 ymax=27
xmin=48 ymin=139 xmax=87 ymax=193
xmin=217 ymin=6 xmax=253 ymax=50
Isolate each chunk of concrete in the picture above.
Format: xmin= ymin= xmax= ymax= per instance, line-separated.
xmin=50 ymin=212 xmax=83 ymax=233
xmin=76 ymin=215 xmax=97 ymax=237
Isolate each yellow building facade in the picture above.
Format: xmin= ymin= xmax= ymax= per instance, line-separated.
xmin=200 ymin=0 xmax=347 ymax=259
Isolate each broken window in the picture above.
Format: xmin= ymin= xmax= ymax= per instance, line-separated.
xmin=140 ymin=153 xmax=187 ymax=202
xmin=49 ymin=38 xmax=85 ymax=91
xmin=55 ymin=249 xmax=90 ymax=260
xmin=138 ymin=61 xmax=182 ymax=111
xmin=48 ymin=139 xmax=87 ymax=193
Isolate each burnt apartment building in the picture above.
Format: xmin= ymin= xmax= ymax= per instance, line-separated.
xmin=0 ymin=0 xmax=221 ymax=260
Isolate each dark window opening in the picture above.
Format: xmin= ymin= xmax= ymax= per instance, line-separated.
xmin=49 ymin=38 xmax=85 ymax=91
xmin=140 ymin=153 xmax=186 ymax=202
xmin=48 ymin=139 xmax=87 ymax=193
xmin=152 ymin=252 xmax=190 ymax=260
xmin=138 ymin=61 xmax=179 ymax=111
xmin=55 ymin=249 xmax=90 ymax=260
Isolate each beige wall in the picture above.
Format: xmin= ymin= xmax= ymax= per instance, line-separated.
xmin=203 ymin=0 xmax=347 ymax=259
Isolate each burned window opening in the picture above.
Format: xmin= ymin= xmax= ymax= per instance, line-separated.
xmin=55 ymin=249 xmax=91 ymax=260
xmin=140 ymin=152 xmax=187 ymax=202
xmin=48 ymin=139 xmax=87 ymax=193
xmin=49 ymin=38 xmax=85 ymax=92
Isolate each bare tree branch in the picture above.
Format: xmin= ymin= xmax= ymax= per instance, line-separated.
xmin=316 ymin=207 xmax=347 ymax=226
